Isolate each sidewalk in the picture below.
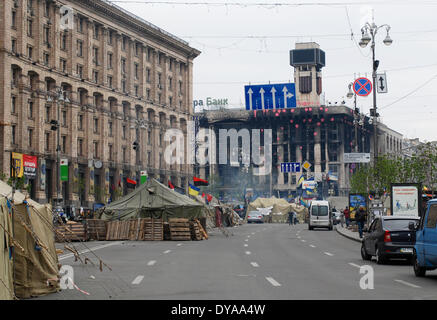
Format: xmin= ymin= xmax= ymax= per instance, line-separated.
xmin=335 ymin=224 xmax=362 ymax=243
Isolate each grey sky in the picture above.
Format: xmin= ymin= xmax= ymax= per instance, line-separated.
xmin=113 ymin=0 xmax=437 ymax=141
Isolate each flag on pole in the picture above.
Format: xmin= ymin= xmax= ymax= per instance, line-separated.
xmin=189 ymin=184 xmax=200 ymax=196
xmin=168 ymin=181 xmax=175 ymax=190
xmin=297 ymin=175 xmax=305 ymax=187
xmin=127 ymin=178 xmax=137 ymax=185
xmin=193 ymin=176 xmax=209 ymax=186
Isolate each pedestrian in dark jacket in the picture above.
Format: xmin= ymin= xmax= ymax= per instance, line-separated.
xmin=356 ymin=207 xmax=366 ymax=238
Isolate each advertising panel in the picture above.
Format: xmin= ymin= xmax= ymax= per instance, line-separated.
xmin=349 ymin=193 xmax=367 ymax=220
xmin=391 ymin=183 xmax=421 ymax=217
xmin=23 ymin=154 xmax=37 ymax=179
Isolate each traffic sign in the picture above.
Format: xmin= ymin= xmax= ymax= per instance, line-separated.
xmin=302 ymin=161 xmax=311 ymax=171
xmin=245 ymin=83 xmax=296 ymax=110
xmin=280 ymin=162 xmax=301 ymax=173
xmin=377 ymin=73 xmax=388 ymax=94
xmin=353 ymin=77 xmax=372 ymax=97
xmin=344 ymin=153 xmax=371 ymax=163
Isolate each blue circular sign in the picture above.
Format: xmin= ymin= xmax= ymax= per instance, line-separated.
xmin=353 ymin=77 xmax=372 ymax=97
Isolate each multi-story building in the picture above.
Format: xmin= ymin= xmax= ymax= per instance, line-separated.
xmin=0 ymin=0 xmax=200 ymax=209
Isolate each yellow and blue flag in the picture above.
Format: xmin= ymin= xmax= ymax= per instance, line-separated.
xmin=189 ymin=184 xmax=200 ymax=196
xmin=297 ymin=175 xmax=305 ymax=187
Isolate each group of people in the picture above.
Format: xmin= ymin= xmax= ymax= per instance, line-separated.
xmin=340 ymin=206 xmax=367 ymax=238
xmin=55 ymin=206 xmax=94 ymax=224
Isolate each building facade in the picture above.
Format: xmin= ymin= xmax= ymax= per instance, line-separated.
xmin=0 ymin=0 xmax=200 ymax=209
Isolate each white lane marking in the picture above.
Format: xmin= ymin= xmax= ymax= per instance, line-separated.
xmin=266 ymin=277 xmax=281 ymax=287
xmin=250 ymin=262 xmax=259 ymax=267
xmin=348 ymin=263 xmax=361 ymax=269
xmin=251 ymin=232 xmax=255 ymax=235
xmin=324 ymin=252 xmax=334 ymax=256
xmin=132 ymin=275 xmax=144 ymax=285
xmin=245 ymin=239 xmax=249 ymax=242
xmin=163 ymin=250 xmax=171 ymax=254
xmin=244 ymin=244 xmax=248 ymax=247
xmin=147 ymin=260 xmax=156 ymax=266
xmin=301 ymin=240 xmax=307 ymax=242
xmin=395 ymin=279 xmax=421 ymax=288
xmin=309 ymin=245 xmax=316 ymax=248
xmin=245 ymin=251 xmax=251 ymax=255
xmin=297 ymin=236 xmax=301 ymax=239
xmin=177 ymin=243 xmax=182 ymax=247
xmin=59 ymin=241 xmax=123 ymax=261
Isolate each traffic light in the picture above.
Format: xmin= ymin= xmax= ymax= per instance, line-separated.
xmin=373 ymin=60 xmax=380 ymax=71
xmin=133 ymin=141 xmax=139 ymax=150
xmin=50 ymin=120 xmax=59 ymax=131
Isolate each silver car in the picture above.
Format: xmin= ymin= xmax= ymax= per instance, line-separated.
xmin=247 ymin=211 xmax=264 ymax=223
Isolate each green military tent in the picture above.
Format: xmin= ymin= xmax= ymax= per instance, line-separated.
xmin=0 ymin=180 xmax=59 ymax=299
xmin=100 ymin=179 xmax=205 ymax=221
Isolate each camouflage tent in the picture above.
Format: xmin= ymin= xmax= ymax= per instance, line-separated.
xmin=0 ymin=198 xmax=14 ymax=300
xmin=100 ymin=179 xmax=205 ymax=221
xmin=0 ymin=180 xmax=59 ymax=299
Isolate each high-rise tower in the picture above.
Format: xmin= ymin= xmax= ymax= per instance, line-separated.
xmin=290 ymin=42 xmax=325 ymax=107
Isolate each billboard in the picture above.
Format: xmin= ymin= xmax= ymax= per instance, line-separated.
xmin=391 ymin=183 xmax=421 ymax=217
xmin=11 ymin=153 xmax=38 ymax=179
xmin=349 ymin=193 xmax=367 ymax=220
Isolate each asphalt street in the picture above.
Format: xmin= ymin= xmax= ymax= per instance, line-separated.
xmin=36 ymin=223 xmax=437 ymax=300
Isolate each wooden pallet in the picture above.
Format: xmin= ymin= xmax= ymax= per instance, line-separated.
xmin=190 ymin=221 xmax=202 ymax=241
xmin=106 ymin=220 xmax=130 ymax=240
xmin=56 ymin=221 xmax=87 ymax=242
xmin=143 ymin=218 xmax=164 ymax=241
xmin=86 ymin=219 xmax=107 ymax=241
xmin=169 ymin=218 xmax=191 ymax=241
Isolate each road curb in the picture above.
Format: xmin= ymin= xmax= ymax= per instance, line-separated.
xmin=335 ymin=226 xmax=362 ymax=243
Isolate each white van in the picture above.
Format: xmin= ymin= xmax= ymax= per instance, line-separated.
xmin=308 ymin=200 xmax=332 ymax=230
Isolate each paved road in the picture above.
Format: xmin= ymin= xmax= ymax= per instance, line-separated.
xmin=36 ymin=223 xmax=437 ymax=300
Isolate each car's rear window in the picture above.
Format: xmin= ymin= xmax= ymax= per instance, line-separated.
xmin=383 ymin=219 xmax=419 ymax=231
xmin=311 ymin=205 xmax=328 ymax=216
xmin=248 ymin=212 xmax=260 ymax=217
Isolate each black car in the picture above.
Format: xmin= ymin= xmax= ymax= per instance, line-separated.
xmin=361 ymin=216 xmax=420 ymax=264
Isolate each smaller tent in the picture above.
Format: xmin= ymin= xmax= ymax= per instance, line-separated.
xmin=0 ymin=197 xmax=14 ymax=300
xmin=0 ymin=180 xmax=59 ymax=299
xmin=100 ymin=179 xmax=205 ymax=221
xmin=247 ymin=197 xmax=307 ymax=223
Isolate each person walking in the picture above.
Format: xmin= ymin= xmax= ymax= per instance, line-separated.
xmin=356 ymin=207 xmax=366 ymax=239
xmin=288 ymin=211 xmax=294 ymax=226
xmin=343 ymin=207 xmax=350 ymax=227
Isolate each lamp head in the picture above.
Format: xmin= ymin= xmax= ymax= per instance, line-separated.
xmin=383 ymin=34 xmax=393 ymax=46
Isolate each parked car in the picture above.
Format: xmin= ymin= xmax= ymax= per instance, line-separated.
xmin=412 ymin=199 xmax=437 ymax=277
xmin=361 ymin=216 xmax=420 ymax=264
xmin=308 ymin=200 xmax=332 ymax=230
xmin=247 ymin=211 xmax=264 ymax=224
xmin=332 ymin=210 xmax=341 ymax=225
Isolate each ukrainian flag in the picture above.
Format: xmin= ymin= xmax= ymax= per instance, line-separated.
xmin=189 ymin=184 xmax=200 ymax=196
xmin=297 ymin=175 xmax=305 ymax=187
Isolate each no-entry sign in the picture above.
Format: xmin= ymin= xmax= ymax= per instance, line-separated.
xmin=353 ymin=77 xmax=372 ymax=97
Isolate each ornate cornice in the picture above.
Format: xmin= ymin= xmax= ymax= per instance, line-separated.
xmin=68 ymin=0 xmax=201 ymax=59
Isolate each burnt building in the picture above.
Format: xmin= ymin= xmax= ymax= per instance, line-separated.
xmin=195 ymin=42 xmax=401 ymax=200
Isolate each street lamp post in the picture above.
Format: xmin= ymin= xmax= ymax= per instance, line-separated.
xmin=47 ymin=88 xmax=69 ymax=214
xmin=359 ymin=18 xmax=392 ymax=165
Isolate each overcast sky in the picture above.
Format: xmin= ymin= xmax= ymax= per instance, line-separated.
xmin=113 ymin=0 xmax=437 ymax=141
